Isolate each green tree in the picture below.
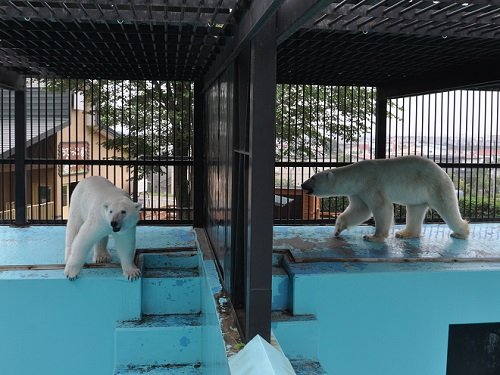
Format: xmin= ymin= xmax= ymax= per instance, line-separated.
xmin=96 ymin=80 xmax=193 ymax=220
xmin=44 ymin=78 xmax=193 ymax=220
xmin=275 ymin=84 xmax=375 ymax=162
xmin=45 ymin=79 xmax=381 ymax=222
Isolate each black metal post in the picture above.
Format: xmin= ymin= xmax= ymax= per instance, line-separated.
xmin=193 ymin=81 xmax=205 ymax=228
xmin=14 ymin=88 xmax=27 ymax=226
xmin=245 ymin=16 xmax=276 ymax=343
xmin=375 ymin=88 xmax=387 ymax=159
xmin=229 ymin=47 xmax=251 ymax=309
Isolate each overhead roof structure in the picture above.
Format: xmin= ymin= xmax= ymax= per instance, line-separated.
xmin=1 ymin=1 xmax=500 ymax=95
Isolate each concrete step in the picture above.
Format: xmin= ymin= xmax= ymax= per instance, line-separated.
xmin=114 ymin=364 xmax=203 ymax=375
xmin=141 ymin=251 xmax=199 ymax=269
xmin=290 ymin=359 xmax=327 ymax=375
xmin=272 ymin=267 xmax=290 ymax=310
xmin=141 ymin=252 xmax=201 ymax=315
xmin=271 ymin=311 xmax=319 ymax=360
xmin=272 ymin=266 xmax=290 ymax=311
xmin=272 ymin=252 xmax=291 ymax=311
xmin=115 ymin=314 xmax=202 ymax=367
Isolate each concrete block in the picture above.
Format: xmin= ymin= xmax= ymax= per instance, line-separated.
xmin=115 ymin=314 xmax=202 ymax=366
xmin=271 ymin=311 xmax=318 ymax=360
xmin=142 ymin=268 xmax=201 ymax=314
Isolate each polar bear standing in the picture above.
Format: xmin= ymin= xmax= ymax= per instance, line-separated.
xmin=301 ymin=156 xmax=469 ymax=242
xmin=64 ymin=176 xmax=142 ymax=280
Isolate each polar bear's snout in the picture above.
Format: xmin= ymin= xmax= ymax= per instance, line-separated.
xmin=301 ymin=180 xmax=314 ymax=195
xmin=111 ymin=220 xmax=121 ymax=232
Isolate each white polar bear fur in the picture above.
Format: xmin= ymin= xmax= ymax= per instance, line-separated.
xmin=301 ymin=156 xmax=469 ymax=242
xmin=64 ymin=176 xmax=142 ymax=280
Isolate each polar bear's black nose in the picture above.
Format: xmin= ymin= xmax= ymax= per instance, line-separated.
xmin=111 ymin=221 xmax=121 ymax=232
xmin=301 ymin=181 xmax=313 ymax=195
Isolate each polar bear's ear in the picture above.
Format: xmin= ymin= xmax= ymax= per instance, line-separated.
xmin=134 ymin=202 xmax=142 ymax=211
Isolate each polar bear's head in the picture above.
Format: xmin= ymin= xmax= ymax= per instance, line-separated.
xmin=103 ymin=197 xmax=142 ymax=233
xmin=301 ymin=170 xmax=335 ymax=198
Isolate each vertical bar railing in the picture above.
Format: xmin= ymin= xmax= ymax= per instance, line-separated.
xmin=0 ymin=78 xmax=195 ymax=225
xmin=14 ymin=88 xmax=26 ymax=226
xmin=387 ymin=90 xmax=500 ymax=223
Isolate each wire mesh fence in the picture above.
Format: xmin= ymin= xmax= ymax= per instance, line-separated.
xmin=274 ymin=85 xmax=500 ymax=224
xmin=388 ymin=90 xmax=499 ymax=223
xmin=0 ymin=78 xmax=193 ymax=225
xmin=1 ymin=81 xmax=499 ymax=225
xmin=274 ymin=84 xmax=376 ymax=224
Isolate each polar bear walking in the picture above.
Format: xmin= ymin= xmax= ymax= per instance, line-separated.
xmin=64 ymin=176 xmax=142 ymax=280
xmin=301 ymin=156 xmax=469 ymax=242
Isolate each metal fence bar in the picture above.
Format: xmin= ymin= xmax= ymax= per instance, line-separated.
xmin=274 ymin=85 xmax=500 ymax=224
xmin=0 ymin=78 xmax=194 ymax=225
xmin=387 ymin=89 xmax=500 ymax=223
xmin=274 ymin=84 xmax=377 ymax=224
xmin=14 ymin=88 xmax=26 ymax=226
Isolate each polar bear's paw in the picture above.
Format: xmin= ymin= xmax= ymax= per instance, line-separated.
xmin=334 ymin=224 xmax=347 ymax=237
xmin=64 ymin=264 xmax=81 ymax=281
xmin=450 ymin=231 xmax=468 ymax=240
xmin=123 ymin=267 xmax=141 ymax=281
xmin=395 ymin=229 xmax=421 ymax=239
xmin=94 ymin=251 xmax=112 ymax=264
xmin=363 ymin=234 xmax=386 ymax=243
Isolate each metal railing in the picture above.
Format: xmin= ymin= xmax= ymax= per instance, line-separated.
xmin=274 ymin=85 xmax=499 ymax=224
xmin=1 ymin=82 xmax=498 ymax=225
xmin=0 ymin=78 xmax=194 ymax=225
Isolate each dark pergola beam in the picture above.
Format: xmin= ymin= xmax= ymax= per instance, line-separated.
xmin=379 ymin=61 xmax=500 ymax=98
xmin=276 ymin=0 xmax=333 ymax=45
xmin=0 ymin=0 xmax=237 ymax=25
xmin=0 ymin=67 xmax=24 ymax=90
xmin=311 ymin=2 xmax=500 ymax=40
xmin=202 ymin=0 xmax=284 ymax=92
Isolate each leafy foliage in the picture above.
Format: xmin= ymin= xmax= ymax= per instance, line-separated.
xmin=276 ymin=85 xmax=375 ymax=161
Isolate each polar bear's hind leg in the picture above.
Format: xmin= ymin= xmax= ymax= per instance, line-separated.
xmin=93 ymin=236 xmax=111 ymax=263
xmin=430 ymin=196 xmax=469 ymax=240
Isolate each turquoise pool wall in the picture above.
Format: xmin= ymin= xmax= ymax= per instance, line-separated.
xmin=277 ymin=224 xmax=500 ymax=375
xmin=291 ymin=265 xmax=500 ymax=375
xmin=0 ymin=226 xmax=232 ymax=375
xmin=2 ymin=224 xmax=500 ymax=374
xmin=199 ymin=257 xmax=232 ymax=375
xmin=0 ymin=268 xmax=142 ymax=375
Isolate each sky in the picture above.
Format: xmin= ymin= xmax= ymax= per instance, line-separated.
xmin=388 ymin=90 xmax=500 ymax=139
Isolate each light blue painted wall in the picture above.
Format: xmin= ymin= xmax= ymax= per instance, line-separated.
xmin=199 ymin=258 xmax=232 ymax=375
xmin=0 ymin=226 xmax=231 ymax=375
xmin=0 ymin=268 xmax=141 ymax=375
xmin=0 ymin=226 xmax=196 ymax=265
xmin=292 ymin=266 xmax=500 ymax=375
